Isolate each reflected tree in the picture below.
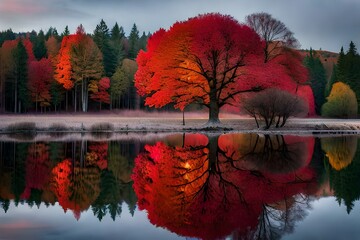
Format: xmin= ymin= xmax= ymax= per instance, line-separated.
xmin=323 ymin=136 xmax=360 ymax=213
xmin=132 ymin=133 xmax=317 ymax=239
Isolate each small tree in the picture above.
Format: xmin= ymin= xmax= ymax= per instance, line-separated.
xmin=243 ymin=88 xmax=308 ymax=129
xmin=321 ymin=82 xmax=358 ymax=118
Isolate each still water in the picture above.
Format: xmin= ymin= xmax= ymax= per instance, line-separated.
xmin=0 ymin=133 xmax=359 ymax=240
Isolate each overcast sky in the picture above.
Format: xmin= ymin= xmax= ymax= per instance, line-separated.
xmin=0 ymin=0 xmax=359 ymax=52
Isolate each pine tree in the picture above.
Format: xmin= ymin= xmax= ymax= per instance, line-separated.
xmin=93 ymin=19 xmax=117 ymax=77
xmin=33 ymin=30 xmax=47 ymax=60
xmin=110 ymin=23 xmax=125 ymax=66
xmin=326 ymin=64 xmax=338 ymax=97
xmin=128 ymin=23 xmax=139 ymax=59
xmin=337 ymin=42 xmax=360 ymax=112
xmin=304 ymin=48 xmax=327 ymax=115
xmin=14 ymin=41 xmax=31 ymax=112
xmin=61 ymin=25 xmax=70 ymax=38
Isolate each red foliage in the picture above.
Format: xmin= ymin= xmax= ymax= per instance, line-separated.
xmin=135 ymin=13 xmax=264 ymax=110
xmin=90 ymin=77 xmax=110 ymax=105
xmin=132 ymin=133 xmax=317 ymax=239
xmin=87 ymin=142 xmax=109 ymax=170
xmin=28 ymin=58 xmax=53 ymax=106
xmin=135 ymin=13 xmax=312 ymax=116
xmin=21 ymin=143 xmax=51 ymax=199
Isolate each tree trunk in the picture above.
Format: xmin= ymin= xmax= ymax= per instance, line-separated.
xmin=207 ymin=134 xmax=219 ymax=172
xmin=207 ymin=88 xmax=220 ymax=125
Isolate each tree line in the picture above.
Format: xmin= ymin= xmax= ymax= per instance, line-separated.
xmin=1 ymin=14 xmax=359 ymax=121
xmin=0 ymin=20 xmax=149 ymax=113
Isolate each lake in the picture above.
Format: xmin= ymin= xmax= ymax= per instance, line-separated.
xmin=0 ymin=133 xmax=359 ymax=240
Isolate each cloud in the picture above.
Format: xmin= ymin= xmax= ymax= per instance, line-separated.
xmin=0 ymin=0 xmax=46 ymax=14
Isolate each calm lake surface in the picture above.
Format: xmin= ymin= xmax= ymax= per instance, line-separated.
xmin=0 ymin=133 xmax=360 ymax=240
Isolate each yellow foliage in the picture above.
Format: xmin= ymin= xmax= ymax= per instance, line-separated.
xmin=321 ymin=136 xmax=357 ymax=171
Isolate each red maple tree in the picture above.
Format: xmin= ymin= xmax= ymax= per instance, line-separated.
xmin=135 ymin=13 xmax=313 ymax=124
xmin=28 ymin=58 xmax=53 ymax=109
xmin=90 ymin=77 xmax=110 ymax=109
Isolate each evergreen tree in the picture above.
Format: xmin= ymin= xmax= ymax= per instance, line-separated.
xmin=325 ymin=64 xmax=338 ymax=97
xmin=336 ymin=47 xmax=346 ymax=82
xmin=327 ymin=137 xmax=360 ymax=214
xmin=110 ymin=23 xmax=125 ymax=65
xmin=61 ymin=25 xmax=70 ymax=38
xmin=304 ymin=48 xmax=327 ymax=115
xmin=0 ymin=29 xmax=16 ymax=46
xmin=33 ymin=30 xmax=47 ymax=60
xmin=50 ymin=81 xmax=64 ymax=112
xmin=93 ymin=19 xmax=117 ymax=77
xmin=336 ymin=42 xmax=360 ymax=112
xmin=111 ymin=22 xmax=125 ymax=41
xmin=128 ymin=23 xmax=139 ymax=59
xmin=14 ymin=41 xmax=31 ymax=112
xmin=45 ymin=27 xmax=59 ymax=40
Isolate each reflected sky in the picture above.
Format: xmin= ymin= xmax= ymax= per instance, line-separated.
xmin=0 ymin=202 xmax=183 ymax=239
xmin=285 ymin=197 xmax=360 ymax=240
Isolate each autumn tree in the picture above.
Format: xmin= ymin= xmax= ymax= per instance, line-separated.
xmin=245 ymin=12 xmax=299 ymax=63
xmin=132 ymin=133 xmax=316 ymax=239
xmin=55 ymin=25 xmax=104 ymax=112
xmin=243 ymin=88 xmax=308 ymax=129
xmin=321 ymin=136 xmax=357 ymax=171
xmin=71 ymin=25 xmax=104 ymax=112
xmin=135 ymin=13 xmax=312 ymax=124
xmin=90 ymin=77 xmax=110 ymax=110
xmin=322 ymin=82 xmax=358 ymax=118
xmin=135 ymin=14 xmax=269 ymax=124
xmin=28 ymin=58 xmax=53 ymax=111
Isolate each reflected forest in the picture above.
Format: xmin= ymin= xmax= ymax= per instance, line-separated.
xmin=1 ymin=134 xmax=360 ymax=239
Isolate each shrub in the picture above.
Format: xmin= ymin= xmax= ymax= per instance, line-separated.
xmin=243 ymin=88 xmax=308 ymax=129
xmin=322 ymin=82 xmax=358 ymax=118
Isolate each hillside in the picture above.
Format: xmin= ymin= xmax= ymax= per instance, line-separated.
xmin=299 ymin=49 xmax=339 ymax=80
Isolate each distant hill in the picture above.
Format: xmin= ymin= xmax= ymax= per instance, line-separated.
xmin=299 ymin=49 xmax=339 ymax=81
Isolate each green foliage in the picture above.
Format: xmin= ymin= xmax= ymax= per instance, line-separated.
xmin=304 ymin=48 xmax=327 ymax=115
xmin=335 ymin=42 xmax=360 ymax=111
xmin=325 ymin=137 xmax=360 ymax=213
xmin=14 ymin=41 xmax=31 ymax=112
xmin=33 ymin=30 xmax=47 ymax=60
xmin=110 ymin=59 xmax=137 ymax=108
xmin=325 ymin=64 xmax=337 ymax=97
xmin=93 ymin=19 xmax=117 ymax=77
xmin=0 ymin=29 xmax=16 ymax=46
xmin=110 ymin=23 xmax=125 ymax=67
xmin=128 ymin=23 xmax=139 ymax=59
xmin=61 ymin=25 xmax=70 ymax=37
xmin=321 ymin=82 xmax=358 ymax=118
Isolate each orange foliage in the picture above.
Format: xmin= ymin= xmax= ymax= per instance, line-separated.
xmin=55 ymin=35 xmax=75 ymax=89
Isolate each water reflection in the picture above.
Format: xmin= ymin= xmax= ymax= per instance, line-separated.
xmin=132 ymin=133 xmax=319 ymax=239
xmin=0 ymin=140 xmax=139 ymax=220
xmin=0 ymin=134 xmax=360 ymax=239
xmin=321 ymin=136 xmax=360 ymax=214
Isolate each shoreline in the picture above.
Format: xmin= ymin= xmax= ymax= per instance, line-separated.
xmin=1 ymin=112 xmax=360 ymax=141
